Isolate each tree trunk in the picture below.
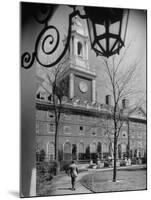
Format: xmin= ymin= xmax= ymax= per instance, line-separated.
xmin=127 ymin=120 xmax=130 ymax=158
xmin=54 ymin=122 xmax=60 ymax=175
xmin=113 ymin=129 xmax=117 ymax=182
xmin=54 ymin=123 xmax=59 ymax=161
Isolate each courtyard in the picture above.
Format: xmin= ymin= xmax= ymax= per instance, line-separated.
xmin=81 ymin=167 xmax=147 ymax=193
xmin=37 ymin=165 xmax=147 ymax=196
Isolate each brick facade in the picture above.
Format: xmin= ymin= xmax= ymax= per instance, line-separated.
xmin=36 ymin=100 xmax=146 ymax=162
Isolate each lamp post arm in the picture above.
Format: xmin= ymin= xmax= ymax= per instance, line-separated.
xmin=21 ymin=7 xmax=88 ymax=69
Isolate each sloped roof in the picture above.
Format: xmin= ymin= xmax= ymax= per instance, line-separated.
xmin=128 ymin=106 xmax=146 ymax=120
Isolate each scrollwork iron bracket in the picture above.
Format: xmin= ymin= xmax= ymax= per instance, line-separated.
xmin=21 ymin=5 xmax=88 ymax=69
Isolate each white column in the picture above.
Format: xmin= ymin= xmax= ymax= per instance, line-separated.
xmin=69 ymin=73 xmax=74 ymax=99
xmin=74 ymin=38 xmax=77 ymax=56
xmin=70 ymin=36 xmax=72 ymax=57
xmin=86 ymin=42 xmax=88 ymax=60
xmin=92 ymin=79 xmax=96 ymax=103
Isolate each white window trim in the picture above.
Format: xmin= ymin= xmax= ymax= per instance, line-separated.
xmin=47 ymin=111 xmax=54 ymax=119
xmin=63 ymin=125 xmax=72 ymax=135
xmin=122 ymin=131 xmax=127 ymax=138
xmin=47 ymin=142 xmax=55 ymax=160
xmin=63 ymin=140 xmax=72 ymax=154
xmin=47 ymin=123 xmax=55 ymax=134
xmin=78 ymin=142 xmax=85 ymax=154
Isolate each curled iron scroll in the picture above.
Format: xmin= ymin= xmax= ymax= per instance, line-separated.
xmin=21 ymin=7 xmax=87 ymax=69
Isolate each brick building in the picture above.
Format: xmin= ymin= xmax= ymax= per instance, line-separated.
xmin=36 ymin=16 xmax=146 ymax=162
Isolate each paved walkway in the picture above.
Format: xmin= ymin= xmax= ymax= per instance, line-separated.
xmin=50 ymin=171 xmax=92 ymax=195
xmin=49 ymin=164 xmax=146 ymax=196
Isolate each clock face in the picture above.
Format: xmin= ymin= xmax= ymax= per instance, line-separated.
xmin=79 ymin=81 xmax=88 ymax=93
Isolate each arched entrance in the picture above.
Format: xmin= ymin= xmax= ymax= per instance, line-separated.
xmin=102 ymin=143 xmax=109 ymax=159
xmin=64 ymin=141 xmax=72 ymax=160
xmin=118 ymin=144 xmax=122 ymax=159
xmin=90 ymin=142 xmax=97 ymax=161
xmin=97 ymin=142 xmax=102 ymax=159
xmin=121 ymin=143 xmax=127 ymax=158
xmin=78 ymin=142 xmax=84 ymax=160
xmin=72 ymin=144 xmax=77 ymax=160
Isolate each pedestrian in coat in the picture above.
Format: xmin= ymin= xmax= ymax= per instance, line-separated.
xmin=68 ymin=160 xmax=78 ymax=190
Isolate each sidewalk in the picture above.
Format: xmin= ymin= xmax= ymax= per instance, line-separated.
xmin=50 ymin=171 xmax=92 ymax=195
xmin=49 ymin=164 xmax=146 ymax=196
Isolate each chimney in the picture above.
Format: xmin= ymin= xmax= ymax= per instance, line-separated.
xmin=122 ymin=99 xmax=129 ymax=109
xmin=105 ymin=95 xmax=111 ymax=105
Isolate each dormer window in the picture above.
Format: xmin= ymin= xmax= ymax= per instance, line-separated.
xmin=77 ymin=41 xmax=83 ymax=57
xmin=36 ymin=92 xmax=44 ymax=100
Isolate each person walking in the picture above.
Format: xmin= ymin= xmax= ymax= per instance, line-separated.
xmin=68 ymin=160 xmax=78 ymax=190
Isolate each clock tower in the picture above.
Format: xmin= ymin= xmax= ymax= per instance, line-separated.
xmin=59 ymin=16 xmax=96 ymax=103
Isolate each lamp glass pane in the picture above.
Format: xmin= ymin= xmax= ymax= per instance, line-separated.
xmin=99 ymin=39 xmax=106 ymax=51
xmin=109 ymin=38 xmax=117 ymax=51
xmin=109 ymin=21 xmax=120 ymax=35
xmin=95 ymin=24 xmax=105 ymax=36
xmin=94 ymin=43 xmax=103 ymax=55
xmin=112 ymin=42 xmax=119 ymax=52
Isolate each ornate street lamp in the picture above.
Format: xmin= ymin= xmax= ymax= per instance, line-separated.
xmin=21 ymin=4 xmax=129 ymax=69
xmin=84 ymin=7 xmax=129 ymax=57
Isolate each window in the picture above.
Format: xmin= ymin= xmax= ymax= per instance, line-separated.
xmin=64 ymin=126 xmax=71 ymax=134
xmin=64 ymin=142 xmax=72 ymax=160
xmin=47 ymin=123 xmax=55 ymax=134
xmin=122 ymin=131 xmax=127 ymax=138
xmin=130 ymin=130 xmax=135 ymax=138
xmin=90 ymin=143 xmax=97 ymax=153
xmin=77 ymin=41 xmax=83 ymax=57
xmin=121 ymin=143 xmax=127 ymax=153
xmin=36 ymin=92 xmax=45 ymax=100
xmin=79 ymin=126 xmax=85 ymax=135
xmin=47 ymin=142 xmax=55 ymax=161
xmin=80 ymin=126 xmax=83 ymax=131
xmin=47 ymin=111 xmax=54 ymax=119
xmin=97 ymin=142 xmax=102 ymax=154
xmin=102 ymin=143 xmax=108 ymax=153
xmin=79 ymin=142 xmax=84 ymax=153
xmin=78 ymin=142 xmax=84 ymax=160
xmin=91 ymin=128 xmax=97 ymax=136
xmin=72 ymin=144 xmax=77 ymax=160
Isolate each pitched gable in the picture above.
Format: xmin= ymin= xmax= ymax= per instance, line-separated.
xmin=128 ymin=107 xmax=146 ymax=120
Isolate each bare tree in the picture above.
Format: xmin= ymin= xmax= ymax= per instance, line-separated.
xmin=100 ymin=44 xmax=141 ymax=182
xmin=37 ymin=63 xmax=67 ymax=164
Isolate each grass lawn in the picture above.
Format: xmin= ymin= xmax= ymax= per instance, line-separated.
xmin=81 ymin=168 xmax=147 ymax=193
